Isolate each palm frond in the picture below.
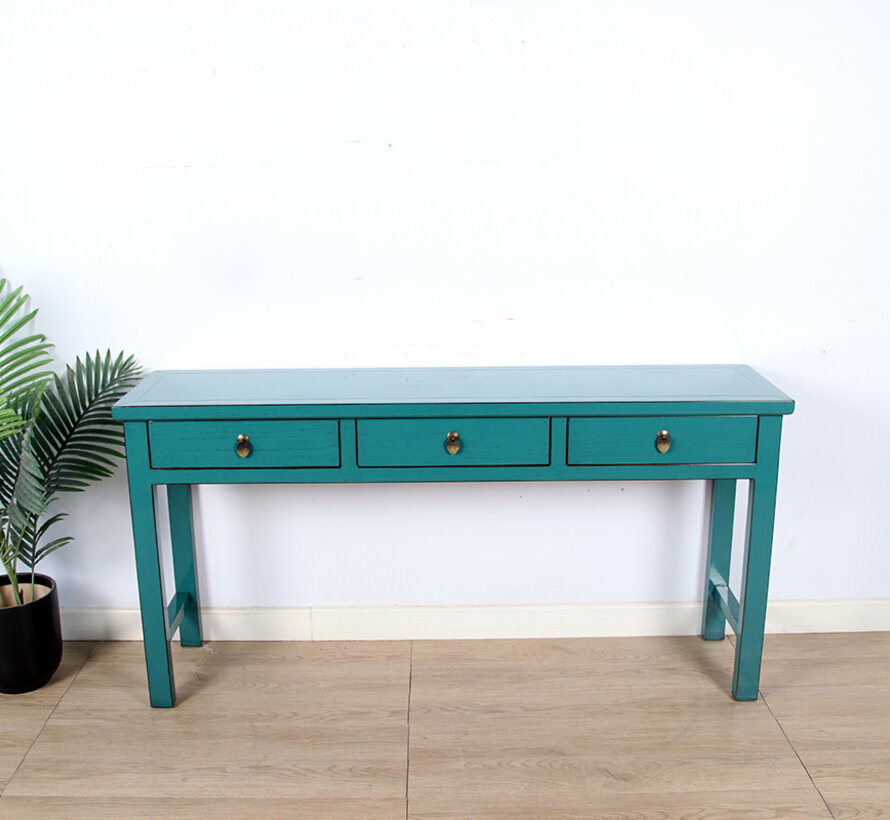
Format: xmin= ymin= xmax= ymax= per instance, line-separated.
xmin=0 ymin=281 xmax=143 ymax=582
xmin=32 ymin=350 xmax=142 ymax=497
xmin=0 ymin=281 xmax=54 ymax=408
xmin=0 ymin=385 xmax=49 ymax=509
xmin=0 ymin=437 xmax=22 ymax=504
xmin=18 ymin=513 xmax=73 ymax=570
xmin=0 ymin=407 xmax=26 ymax=440
xmin=7 ymin=428 xmax=47 ymax=543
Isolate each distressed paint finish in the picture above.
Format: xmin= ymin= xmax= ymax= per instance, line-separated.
xmin=701 ymin=479 xmax=738 ymax=641
xmin=567 ymin=415 xmax=758 ymax=465
xmin=114 ymin=365 xmax=794 ymax=420
xmin=122 ymin=422 xmax=175 ymax=708
xmin=113 ymin=365 xmax=794 ymax=707
xmin=732 ymin=414 xmax=785 ymax=701
xmin=356 ymin=417 xmax=551 ymax=467
xmin=149 ymin=419 xmax=340 ymax=469
xmin=167 ymin=484 xmax=202 ymax=648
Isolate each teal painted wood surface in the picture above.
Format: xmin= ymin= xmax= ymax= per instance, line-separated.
xmin=115 ymin=400 xmax=791 ymax=421
xmin=123 ymin=422 xmax=176 ymax=708
xmin=713 ymin=574 xmax=742 ymax=634
xmin=114 ymin=461 xmax=762 ymax=485
xmin=701 ymin=480 xmax=737 ymax=641
xmin=112 ymin=365 xmax=794 ymax=707
xmin=113 ymin=365 xmax=794 ymax=419
xmin=165 ymin=592 xmax=189 ymax=638
xmin=732 ymin=414 xmax=784 ymax=701
xmin=356 ymin=417 xmax=551 ymax=467
xmin=167 ymin=485 xmax=202 ymax=647
xmin=567 ymin=416 xmax=757 ymax=465
xmin=149 ymin=420 xmax=340 ymax=469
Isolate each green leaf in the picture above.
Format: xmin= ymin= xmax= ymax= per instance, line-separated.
xmin=0 ymin=280 xmax=143 ymax=575
xmin=32 ymin=349 xmax=142 ymax=497
xmin=8 ymin=429 xmax=47 ymax=541
xmin=0 ymin=407 xmax=25 ymax=439
xmin=32 ymin=536 xmax=74 ymax=565
xmin=0 ymin=280 xmax=54 ymax=438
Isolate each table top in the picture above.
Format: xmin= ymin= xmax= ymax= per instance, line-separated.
xmin=113 ymin=365 xmax=794 ymax=420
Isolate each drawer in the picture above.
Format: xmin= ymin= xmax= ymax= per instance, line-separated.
xmin=567 ymin=416 xmax=757 ymax=465
xmin=149 ymin=420 xmax=340 ymax=469
xmin=356 ymin=417 xmax=551 ymax=467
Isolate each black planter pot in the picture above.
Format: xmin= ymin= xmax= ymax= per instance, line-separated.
xmin=0 ymin=573 xmax=63 ymax=694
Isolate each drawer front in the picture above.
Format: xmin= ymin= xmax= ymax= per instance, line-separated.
xmin=357 ymin=417 xmax=551 ymax=467
xmin=567 ymin=416 xmax=757 ymax=465
xmin=149 ymin=420 xmax=340 ymax=469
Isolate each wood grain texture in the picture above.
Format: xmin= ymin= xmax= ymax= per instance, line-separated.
xmin=408 ymin=637 xmax=828 ymax=818
xmin=0 ymin=642 xmax=94 ymax=790
xmin=822 ymin=785 xmax=890 ymax=820
xmin=5 ymin=634 xmax=890 ymax=819
xmin=4 ymin=642 xmax=410 ymax=802
xmin=406 ymin=789 xmax=832 ymax=820
xmin=760 ymin=632 xmax=890 ymax=816
xmin=0 ymin=796 xmax=407 ymax=819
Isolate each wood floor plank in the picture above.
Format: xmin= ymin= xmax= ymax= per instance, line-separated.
xmin=0 ymin=796 xmax=407 ymax=819
xmin=4 ymin=641 xmax=411 ymax=801
xmin=8 ymin=634 xmax=888 ymax=819
xmin=759 ymin=631 xmax=890 ymax=817
xmin=824 ymin=784 xmax=890 ymax=819
xmin=760 ymin=632 xmax=890 ymax=692
xmin=787 ymin=748 xmax=890 ymax=791
xmin=411 ymin=636 xmax=739 ymax=696
xmin=0 ymin=643 xmax=94 ymax=791
xmin=407 ymin=788 xmax=833 ymax=819
xmin=758 ymin=710 xmax=890 ymax=752
xmin=412 ymin=635 xmax=740 ymax=666
xmin=408 ymin=635 xmax=824 ymax=817
xmin=409 ymin=741 xmax=816 ymax=795
xmin=759 ymin=684 xmax=890 ymax=719
xmin=761 ymin=631 xmax=890 ymax=660
xmin=64 ymin=641 xmax=411 ymax=722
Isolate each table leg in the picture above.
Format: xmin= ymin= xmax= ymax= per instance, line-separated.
xmin=168 ymin=484 xmax=203 ymax=647
xmin=124 ymin=423 xmax=176 ymax=708
xmin=732 ymin=416 xmax=783 ymax=701
xmin=701 ymin=479 xmax=736 ymax=641
xmin=129 ymin=481 xmax=176 ymax=707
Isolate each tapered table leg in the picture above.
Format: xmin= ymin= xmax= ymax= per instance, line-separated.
xmin=124 ymin=423 xmax=175 ymax=708
xmin=732 ymin=416 xmax=783 ymax=701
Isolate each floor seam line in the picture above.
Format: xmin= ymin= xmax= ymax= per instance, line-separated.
xmin=761 ymin=689 xmax=837 ymax=819
xmin=3 ymin=640 xmax=100 ymax=796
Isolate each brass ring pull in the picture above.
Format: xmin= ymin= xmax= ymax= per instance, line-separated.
xmin=655 ymin=429 xmax=671 ymax=454
xmin=236 ymin=434 xmax=251 ymax=458
xmin=445 ymin=431 xmax=461 ymax=455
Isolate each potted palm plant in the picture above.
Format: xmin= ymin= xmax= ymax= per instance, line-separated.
xmin=0 ymin=279 xmax=141 ymax=693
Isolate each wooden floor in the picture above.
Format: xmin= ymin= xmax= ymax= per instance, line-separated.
xmin=1 ymin=633 xmax=888 ymax=819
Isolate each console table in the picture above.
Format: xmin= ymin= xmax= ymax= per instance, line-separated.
xmin=113 ymin=365 xmax=794 ymax=707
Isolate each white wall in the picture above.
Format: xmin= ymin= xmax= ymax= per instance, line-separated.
xmin=1 ymin=2 xmax=888 ymax=622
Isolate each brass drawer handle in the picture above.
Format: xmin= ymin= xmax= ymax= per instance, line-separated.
xmin=236 ymin=434 xmax=252 ymax=458
xmin=445 ymin=431 xmax=461 ymax=455
xmin=655 ymin=429 xmax=671 ymax=454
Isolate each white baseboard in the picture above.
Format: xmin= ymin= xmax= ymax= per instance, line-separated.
xmin=60 ymin=598 xmax=890 ymax=642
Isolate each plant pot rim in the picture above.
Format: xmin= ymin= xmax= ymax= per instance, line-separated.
xmin=1 ymin=572 xmax=56 ymax=585
xmin=0 ymin=573 xmax=57 ymax=607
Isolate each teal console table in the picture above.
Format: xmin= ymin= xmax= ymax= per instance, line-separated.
xmin=113 ymin=365 xmax=794 ymax=707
